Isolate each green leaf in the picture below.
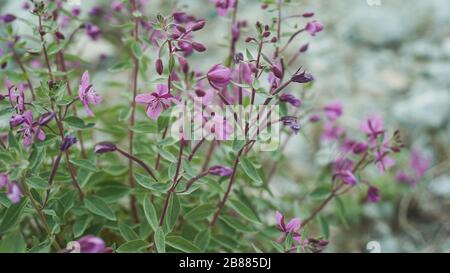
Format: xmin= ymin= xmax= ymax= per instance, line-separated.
xmin=154 ymin=227 xmax=165 ymax=253
xmin=70 ymin=159 xmax=97 ymax=172
xmin=318 ymin=215 xmax=330 ymax=239
xmin=27 ymin=176 xmax=49 ymax=190
xmin=310 ymin=185 xmax=332 ymax=200
xmin=194 ymin=229 xmax=211 ymax=251
xmin=0 ymin=198 xmax=28 ymax=235
xmin=143 ymin=198 xmax=158 ymax=232
xmin=165 ymin=194 xmax=180 ymax=232
xmin=46 ymin=42 xmax=65 ymax=56
xmin=84 ymin=196 xmax=116 ymax=221
xmin=130 ymin=41 xmax=143 ymax=59
xmin=0 ymin=231 xmax=26 ymax=253
xmin=8 ymin=131 xmax=21 ymax=153
xmin=166 ymin=236 xmax=200 ymax=253
xmin=118 ymin=222 xmax=139 ymax=241
xmin=240 ymin=158 xmax=263 ymax=186
xmin=220 ymin=215 xmax=255 ymax=233
xmin=184 ymin=204 xmax=215 ymax=222
xmin=168 ymin=54 xmax=175 ymax=73
xmin=73 ymin=215 xmax=91 ymax=238
xmin=228 ymin=199 xmax=260 ymax=224
xmin=108 ymin=60 xmax=133 ymax=73
xmin=64 ymin=116 xmax=95 ymax=129
xmin=116 ymin=240 xmax=149 ymax=253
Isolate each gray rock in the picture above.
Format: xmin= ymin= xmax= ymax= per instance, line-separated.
xmin=393 ymin=89 xmax=450 ymax=128
xmin=428 ymin=175 xmax=450 ymax=198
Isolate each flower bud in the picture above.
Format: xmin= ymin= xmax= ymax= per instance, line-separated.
xmin=38 ymin=112 xmax=55 ymax=126
xmin=94 ymin=142 xmax=117 ymax=154
xmin=299 ymin=43 xmax=309 ymax=53
xmin=291 ymin=71 xmax=314 ymax=83
xmin=191 ymin=42 xmax=206 ymax=52
xmin=207 ymin=64 xmax=232 ymax=89
xmin=60 ymin=135 xmax=77 ymax=151
xmin=55 ymin=31 xmax=65 ymax=40
xmin=209 ymin=166 xmax=233 ymax=177
xmin=155 ymin=58 xmax=163 ymax=75
xmin=191 ymin=20 xmax=206 ymax=31
xmin=178 ymin=57 xmax=189 ymax=73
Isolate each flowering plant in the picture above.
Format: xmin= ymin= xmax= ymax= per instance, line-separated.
xmin=0 ymin=0 xmax=422 ymax=253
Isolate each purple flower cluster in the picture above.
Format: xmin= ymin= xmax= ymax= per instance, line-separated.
xmin=0 ymin=174 xmax=21 ymax=204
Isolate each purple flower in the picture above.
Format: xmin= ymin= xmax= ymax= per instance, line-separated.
xmin=94 ymin=142 xmax=117 ymax=154
xmin=76 ymin=236 xmax=109 ymax=253
xmin=323 ymin=101 xmax=343 ymax=122
xmin=6 ymin=79 xmax=26 ymax=113
xmin=360 ymin=114 xmax=384 ymax=145
xmin=333 ymin=158 xmax=358 ymax=185
xmin=203 ymin=113 xmax=234 ymax=140
xmin=209 ymin=165 xmax=233 ymax=177
xmin=38 ymin=112 xmax=55 ymax=126
xmin=211 ymin=0 xmax=237 ymax=17
xmin=7 ymin=182 xmax=21 ymax=204
xmin=367 ymin=186 xmax=380 ymax=203
xmin=85 ymin=23 xmax=101 ymax=40
xmin=0 ymin=173 xmax=8 ymax=188
xmin=135 ymin=84 xmax=178 ymax=120
xmin=291 ymin=70 xmax=314 ymax=83
xmin=305 ymin=20 xmax=324 ymax=36
xmin=238 ymin=62 xmax=253 ymax=85
xmin=275 ymin=211 xmax=302 ymax=243
xmin=71 ymin=8 xmax=81 ymax=17
xmin=280 ymin=93 xmax=301 ymax=108
xmin=17 ymin=111 xmax=45 ymax=147
xmin=321 ymin=122 xmax=344 ymax=141
xmin=10 ymin=114 xmax=26 ymax=127
xmin=60 ymin=135 xmax=77 ymax=151
xmin=0 ymin=175 xmax=21 ymax=204
xmin=1 ymin=14 xmax=17 ymax=24
xmin=78 ymin=71 xmax=102 ymax=116
xmin=111 ymin=1 xmax=124 ymax=12
xmin=207 ymin=64 xmax=232 ymax=89
xmin=410 ymin=149 xmax=430 ymax=179
xmin=374 ymin=149 xmax=395 ymax=173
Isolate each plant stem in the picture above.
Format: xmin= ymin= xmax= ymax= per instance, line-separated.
xmin=38 ymin=15 xmax=54 ymax=82
xmin=159 ymin=141 xmax=184 ymax=226
xmin=21 ymin=180 xmax=61 ymax=251
xmin=116 ymin=147 xmax=158 ymax=182
xmin=128 ymin=0 xmax=140 ymax=223
xmin=209 ymin=141 xmax=251 ymax=228
xmin=40 ymin=151 xmax=63 ymax=209
xmin=226 ymin=0 xmax=239 ymax=66
xmin=55 ymin=48 xmax=87 ymax=158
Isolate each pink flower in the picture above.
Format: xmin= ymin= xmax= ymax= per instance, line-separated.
xmin=203 ymin=113 xmax=234 ymax=140
xmin=321 ymin=122 xmax=344 ymax=141
xmin=75 ymin=235 xmax=111 ymax=253
xmin=17 ymin=111 xmax=45 ymax=147
xmin=410 ymin=149 xmax=430 ymax=178
xmin=333 ymin=158 xmax=358 ymax=185
xmin=0 ymin=173 xmax=7 ymax=188
xmin=275 ymin=211 xmax=302 ymax=243
xmin=209 ymin=166 xmax=233 ymax=177
xmin=323 ymin=101 xmax=343 ymax=122
xmin=367 ymin=186 xmax=380 ymax=203
xmin=78 ymin=71 xmax=102 ymax=116
xmin=0 ymin=174 xmax=21 ymax=204
xmin=238 ymin=62 xmax=254 ymax=85
xmin=111 ymin=1 xmax=124 ymax=12
xmin=7 ymin=182 xmax=21 ymax=204
xmin=360 ymin=114 xmax=384 ymax=145
xmin=305 ymin=20 xmax=324 ymax=36
xmin=135 ymin=84 xmax=178 ymax=120
xmin=207 ymin=64 xmax=232 ymax=89
xmin=6 ymin=79 xmax=25 ymax=113
xmin=211 ymin=0 xmax=236 ymax=17
xmin=374 ymin=149 xmax=395 ymax=173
